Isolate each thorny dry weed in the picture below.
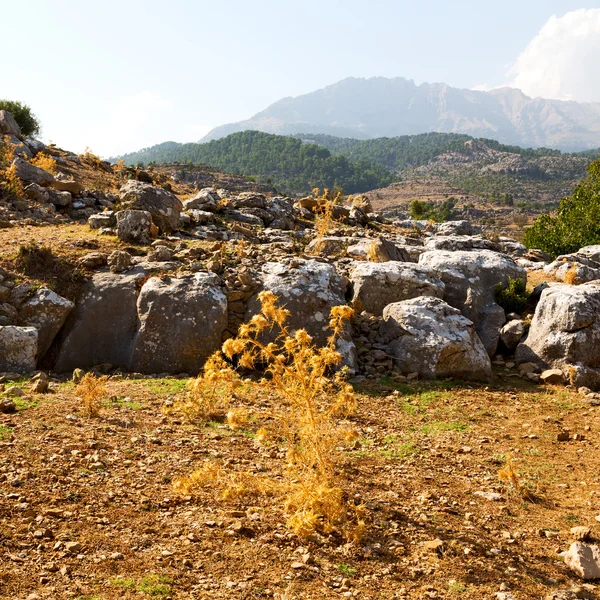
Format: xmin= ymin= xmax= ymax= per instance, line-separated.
xmin=76 ymin=372 xmax=108 ymax=418
xmin=174 ymin=291 xmax=366 ymax=542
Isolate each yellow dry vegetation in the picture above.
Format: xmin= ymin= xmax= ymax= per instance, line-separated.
xmin=174 ymin=290 xmax=366 ymax=541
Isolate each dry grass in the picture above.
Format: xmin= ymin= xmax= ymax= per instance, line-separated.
xmin=76 ymin=372 xmax=108 ymax=417
xmin=30 ymin=152 xmax=57 ymax=174
xmin=563 ymin=264 xmax=579 ymax=285
xmin=174 ymin=291 xmax=365 ymax=541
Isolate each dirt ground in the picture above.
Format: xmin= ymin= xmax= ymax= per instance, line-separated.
xmin=1 ymin=370 xmax=598 ymax=600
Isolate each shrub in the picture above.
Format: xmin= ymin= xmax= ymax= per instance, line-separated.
xmin=173 ymin=291 xmax=365 ymax=541
xmin=523 ymin=159 xmax=600 ymax=258
xmin=30 ymin=152 xmax=57 ymax=174
xmin=0 ymin=100 xmax=40 ymax=137
xmin=76 ymin=373 xmax=108 ymax=417
xmin=0 ymin=139 xmax=23 ymax=198
xmin=494 ymin=277 xmax=529 ymax=314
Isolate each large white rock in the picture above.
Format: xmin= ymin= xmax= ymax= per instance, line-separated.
xmin=515 ymin=282 xmax=600 ymax=389
xmin=563 ymin=542 xmax=600 ymax=579
xmin=119 ymin=180 xmax=182 ymax=233
xmin=18 ymin=287 xmax=74 ymax=359
xmin=129 ymin=273 xmax=227 ymax=375
xmin=350 ymin=261 xmax=445 ymax=316
xmin=419 ymin=250 xmax=526 ymax=356
xmin=12 ymin=157 xmax=54 ymax=186
xmin=0 ymin=326 xmax=38 ymax=373
xmin=246 ymin=259 xmax=356 ymax=369
xmin=380 ymin=297 xmax=492 ymax=380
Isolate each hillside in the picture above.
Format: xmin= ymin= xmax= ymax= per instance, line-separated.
xmin=118 ymin=131 xmax=595 ymax=212
xmin=201 ymin=76 xmax=600 ymax=151
xmin=117 ymin=131 xmax=393 ymax=195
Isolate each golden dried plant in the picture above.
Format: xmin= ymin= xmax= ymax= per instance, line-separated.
xmin=173 ymin=291 xmax=364 ymax=541
xmin=76 ymin=372 xmax=108 ymax=417
xmin=498 ymin=453 xmax=535 ymax=500
xmin=563 ymin=264 xmax=579 ymax=285
xmin=30 ymin=152 xmax=57 ymax=174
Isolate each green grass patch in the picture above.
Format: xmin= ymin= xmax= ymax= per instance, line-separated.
xmin=419 ymin=421 xmax=468 ymax=435
xmin=107 ymin=396 xmax=144 ymax=410
xmin=337 ymin=563 xmax=357 ymax=577
xmin=0 ymin=425 xmax=13 ymax=440
xmin=112 ymin=574 xmax=173 ymax=597
xmin=144 ymin=378 xmax=188 ymax=395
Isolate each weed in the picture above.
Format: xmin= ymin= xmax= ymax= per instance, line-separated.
xmin=139 ymin=574 xmax=173 ymax=597
xmin=337 ymin=563 xmax=357 ymax=577
xmin=0 ymin=425 xmax=13 ymax=440
xmin=174 ymin=291 xmax=365 ymax=541
xmin=498 ymin=453 xmax=536 ymax=501
xmin=313 ymin=187 xmax=341 ymax=242
xmin=76 ymin=373 xmax=108 ymax=417
xmin=563 ymin=264 xmax=579 ymax=285
xmin=30 ymin=152 xmax=57 ymax=174
xmin=494 ymin=277 xmax=530 ymax=314
xmin=449 ymin=581 xmax=467 ymax=594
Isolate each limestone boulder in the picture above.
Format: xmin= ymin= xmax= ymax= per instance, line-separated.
xmin=115 ymin=210 xmax=153 ymax=244
xmin=350 ymin=261 xmax=445 ymax=316
xmin=424 ymin=235 xmax=499 ymax=252
xmin=346 ymin=237 xmax=413 ymax=262
xmin=119 ymin=180 xmax=182 ymax=233
xmin=54 ymin=271 xmax=145 ymax=371
xmin=183 ymin=189 xmax=219 ymax=212
xmin=129 ymin=273 xmax=227 ymax=374
xmin=434 ymin=220 xmax=481 ymax=236
xmin=515 ymin=282 xmax=600 ymax=389
xmin=0 ymin=110 xmax=21 ymax=136
xmin=18 ymin=287 xmax=74 ymax=359
xmin=12 ymin=157 xmax=54 ymax=186
xmin=500 ymin=319 xmax=525 ymax=351
xmin=0 ymin=326 xmax=38 ymax=373
xmin=419 ymin=250 xmax=526 ymax=355
xmin=380 ymin=297 xmax=491 ymax=380
xmin=246 ymin=259 xmax=356 ymax=369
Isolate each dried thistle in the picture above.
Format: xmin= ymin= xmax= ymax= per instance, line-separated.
xmin=76 ymin=373 xmax=108 ymax=417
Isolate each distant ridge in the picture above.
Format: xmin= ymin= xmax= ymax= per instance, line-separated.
xmin=201 ymin=77 xmax=600 ymax=151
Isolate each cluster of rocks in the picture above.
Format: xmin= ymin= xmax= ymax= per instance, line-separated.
xmin=0 ymin=110 xmax=116 ymax=225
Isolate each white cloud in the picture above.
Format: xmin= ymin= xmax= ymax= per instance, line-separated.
xmin=508 ymin=8 xmax=600 ymax=102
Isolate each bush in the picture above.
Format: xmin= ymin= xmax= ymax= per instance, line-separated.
xmin=0 ymin=100 xmax=40 ymax=137
xmin=523 ymin=159 xmax=600 ymax=258
xmin=408 ymin=198 xmax=455 ymax=222
xmin=494 ymin=277 xmax=530 ymax=314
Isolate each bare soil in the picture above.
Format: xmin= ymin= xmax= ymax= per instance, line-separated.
xmin=1 ymin=372 xmax=598 ymax=599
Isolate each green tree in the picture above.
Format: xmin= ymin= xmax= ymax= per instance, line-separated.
xmin=0 ymin=100 xmax=40 ymax=136
xmin=523 ymin=159 xmax=600 ymax=258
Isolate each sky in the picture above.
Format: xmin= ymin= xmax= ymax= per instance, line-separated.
xmin=3 ymin=0 xmax=599 ymax=156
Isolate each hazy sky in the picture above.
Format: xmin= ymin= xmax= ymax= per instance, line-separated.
xmin=3 ymin=0 xmax=599 ymax=156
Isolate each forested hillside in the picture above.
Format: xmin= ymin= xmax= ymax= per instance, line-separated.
xmin=117 ymin=131 xmax=393 ymax=194
xmin=293 ymin=133 xmax=565 ymax=172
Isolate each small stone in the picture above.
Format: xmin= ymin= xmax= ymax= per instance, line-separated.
xmin=64 ymin=541 xmax=81 ymax=554
xmin=423 ymin=538 xmax=445 ymax=552
xmin=31 ymin=378 xmax=49 ymax=393
xmin=571 ymin=526 xmax=592 ymax=541
xmin=557 ymin=431 xmax=571 ymax=442
xmin=290 ymin=562 xmax=304 ymax=569
xmin=110 ymin=552 xmax=124 ymax=560
xmin=541 ymin=369 xmax=565 ymax=385
xmin=4 ymin=386 xmax=24 ymax=397
xmin=72 ymin=369 xmax=85 ymax=383
xmin=407 ymin=372 xmax=419 ymax=381
xmin=0 ymin=397 xmax=16 ymax=413
xmin=474 ymin=491 xmax=504 ymax=502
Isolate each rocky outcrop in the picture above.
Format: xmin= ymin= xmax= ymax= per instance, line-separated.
xmin=0 ymin=326 xmax=38 ymax=373
xmin=130 ymin=273 xmax=227 ymax=375
xmin=379 ymin=297 xmax=491 ymax=380
xmin=18 ymin=287 xmax=74 ymax=359
xmin=346 ymin=237 xmax=413 ymax=262
xmin=350 ymin=261 xmax=445 ymax=316
xmin=419 ymin=250 xmax=526 ymax=356
xmin=119 ymin=181 xmax=183 ymax=233
xmin=433 ymin=220 xmax=481 ymax=236
xmin=515 ymin=282 xmax=600 ymax=389
xmin=0 ymin=110 xmax=21 ymax=136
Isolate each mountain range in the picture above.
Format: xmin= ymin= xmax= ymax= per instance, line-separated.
xmin=202 ymin=77 xmax=600 ymax=151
